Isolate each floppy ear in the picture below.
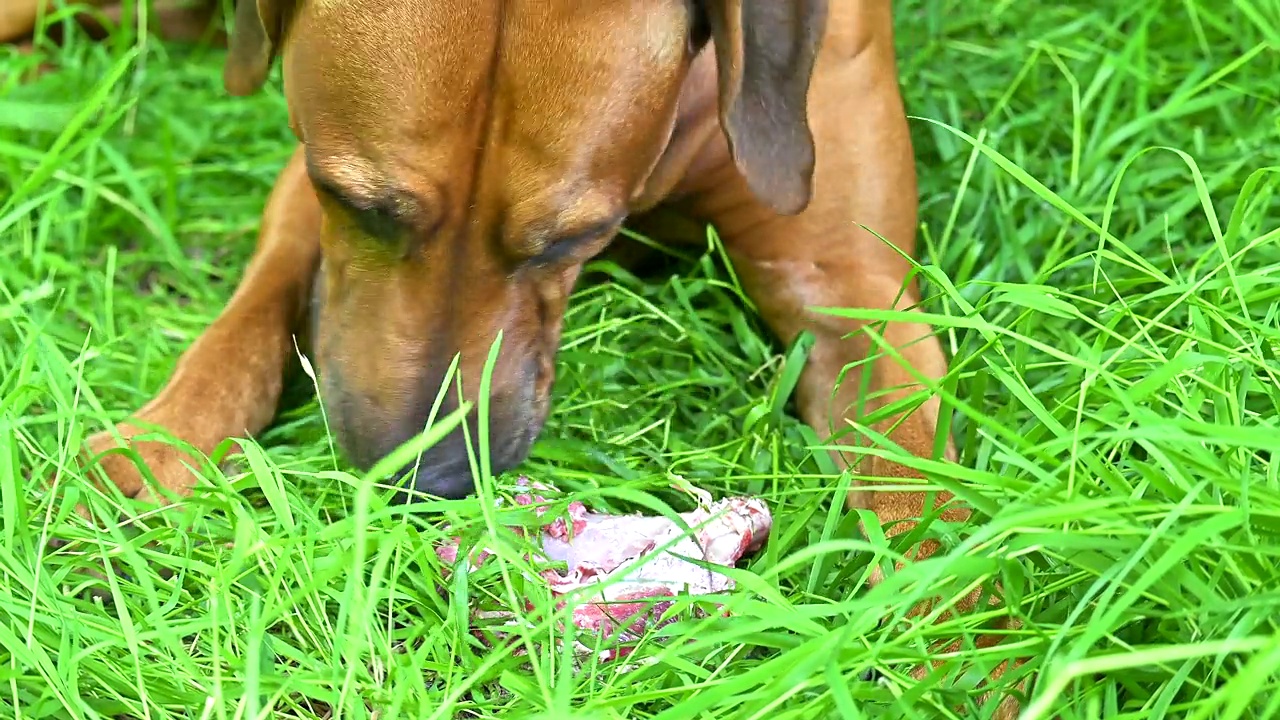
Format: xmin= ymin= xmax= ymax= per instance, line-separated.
xmin=703 ymin=0 xmax=829 ymax=216
xmin=223 ymin=0 xmax=293 ymax=96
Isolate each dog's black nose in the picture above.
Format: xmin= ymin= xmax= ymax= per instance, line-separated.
xmin=384 ymin=427 xmax=535 ymax=503
xmin=388 ymin=457 xmax=478 ymax=503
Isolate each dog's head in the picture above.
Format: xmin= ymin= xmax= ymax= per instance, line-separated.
xmin=223 ymin=0 xmax=827 ymax=500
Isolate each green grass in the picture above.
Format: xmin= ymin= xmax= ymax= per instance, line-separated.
xmin=3 ymin=1 xmax=1280 ymax=718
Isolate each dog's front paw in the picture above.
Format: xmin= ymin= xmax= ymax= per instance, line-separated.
xmin=46 ymin=423 xmax=205 ymax=529
xmin=80 ymin=424 xmax=210 ymax=509
xmin=861 ymin=523 xmax=1025 ymax=719
xmin=872 ymin=568 xmax=1023 ymax=719
xmin=850 ymin=459 xmax=1025 ymax=718
xmin=41 ymin=424 xmax=213 ymax=595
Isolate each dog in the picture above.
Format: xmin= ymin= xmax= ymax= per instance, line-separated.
xmin=18 ymin=0 xmax=1023 ymax=716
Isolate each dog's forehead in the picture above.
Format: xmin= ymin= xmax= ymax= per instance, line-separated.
xmin=285 ymin=0 xmax=692 ymax=142
xmin=284 ymin=0 xmax=694 ymax=219
xmin=294 ymin=0 xmax=690 ymax=70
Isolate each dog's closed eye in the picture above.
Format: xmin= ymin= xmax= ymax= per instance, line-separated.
xmin=303 ymin=153 xmax=424 ymax=244
xmin=528 ymin=217 xmax=624 ymax=268
xmin=327 ymin=190 xmax=406 ymax=242
xmin=304 ymin=171 xmax=401 ymax=238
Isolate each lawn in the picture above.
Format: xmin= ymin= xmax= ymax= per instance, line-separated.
xmin=2 ymin=1 xmax=1279 ymax=719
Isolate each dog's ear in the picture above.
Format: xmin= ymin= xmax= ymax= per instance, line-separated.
xmin=223 ymin=0 xmax=294 ymax=96
xmin=703 ymin=0 xmax=828 ymax=216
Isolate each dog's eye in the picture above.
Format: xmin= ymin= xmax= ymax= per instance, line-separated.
xmin=348 ymin=203 xmax=404 ymax=241
xmin=303 ymin=152 xmax=418 ymax=243
xmin=316 ymin=184 xmax=406 ymax=242
xmin=534 ymin=236 xmax=595 ymax=266
xmin=531 ymin=218 xmax=624 ymax=267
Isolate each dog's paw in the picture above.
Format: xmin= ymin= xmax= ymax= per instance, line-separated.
xmin=42 ymin=426 xmax=207 ymax=600
xmin=44 ymin=425 xmax=203 ymax=529
xmin=863 ymin=548 xmax=1025 ymax=720
xmin=79 ymin=426 xmax=208 ymax=508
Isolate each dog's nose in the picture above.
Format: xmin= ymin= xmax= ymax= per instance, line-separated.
xmin=382 ymin=425 xmax=536 ymax=503
xmin=323 ymin=358 xmax=547 ymax=502
xmin=389 ymin=455 xmax=478 ymax=503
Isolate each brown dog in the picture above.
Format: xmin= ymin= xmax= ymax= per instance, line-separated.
xmin=25 ymin=0 xmax=1021 ymax=715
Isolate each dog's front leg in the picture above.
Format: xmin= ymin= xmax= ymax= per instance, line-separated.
xmin=684 ymin=5 xmax=965 ymax=552
xmin=675 ymin=4 xmax=1022 ymax=716
xmin=73 ymin=145 xmax=320 ymax=508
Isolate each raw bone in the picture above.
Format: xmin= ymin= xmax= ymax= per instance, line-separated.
xmin=434 ymin=478 xmax=772 ymax=661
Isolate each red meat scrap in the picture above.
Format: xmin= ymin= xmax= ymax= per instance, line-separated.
xmin=434 ymin=478 xmax=773 ymax=662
